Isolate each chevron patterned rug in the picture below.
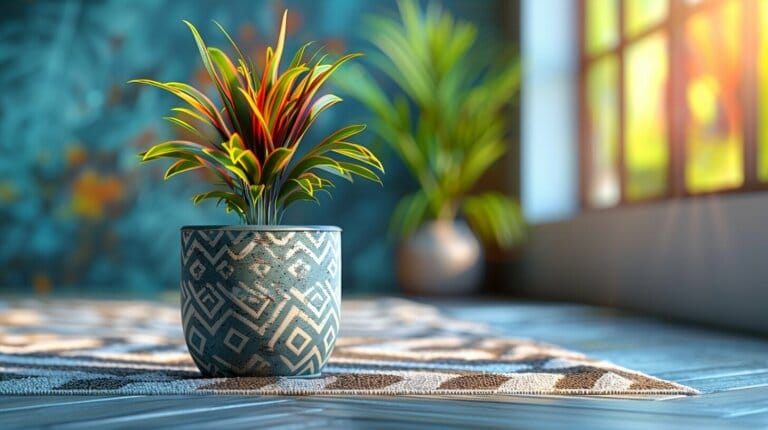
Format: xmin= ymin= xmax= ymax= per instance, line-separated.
xmin=0 ymin=298 xmax=697 ymax=396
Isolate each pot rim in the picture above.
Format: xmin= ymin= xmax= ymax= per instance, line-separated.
xmin=181 ymin=225 xmax=342 ymax=232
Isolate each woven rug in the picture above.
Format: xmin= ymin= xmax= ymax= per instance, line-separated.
xmin=0 ymin=298 xmax=697 ymax=396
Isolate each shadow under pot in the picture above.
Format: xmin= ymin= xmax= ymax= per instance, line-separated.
xmin=180 ymin=225 xmax=341 ymax=378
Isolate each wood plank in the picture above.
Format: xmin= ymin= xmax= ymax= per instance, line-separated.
xmin=0 ymin=395 xmax=744 ymax=430
xmin=0 ymin=396 xmax=291 ymax=428
xmin=0 ymin=395 xmax=143 ymax=412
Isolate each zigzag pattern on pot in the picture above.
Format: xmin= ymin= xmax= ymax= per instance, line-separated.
xmin=181 ymin=230 xmax=341 ymax=377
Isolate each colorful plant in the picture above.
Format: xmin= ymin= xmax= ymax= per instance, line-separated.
xmin=339 ymin=0 xmax=524 ymax=249
xmin=131 ymin=11 xmax=384 ymax=224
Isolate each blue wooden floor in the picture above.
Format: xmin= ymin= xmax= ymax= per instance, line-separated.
xmin=2 ymin=300 xmax=768 ymax=429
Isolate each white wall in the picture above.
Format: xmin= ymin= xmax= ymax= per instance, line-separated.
xmin=521 ymin=0 xmax=579 ymax=223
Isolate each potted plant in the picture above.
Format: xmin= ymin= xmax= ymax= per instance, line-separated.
xmin=338 ymin=0 xmax=524 ymax=295
xmin=130 ymin=12 xmax=383 ymax=377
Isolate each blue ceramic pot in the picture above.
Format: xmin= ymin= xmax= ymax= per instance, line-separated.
xmin=180 ymin=225 xmax=341 ymax=377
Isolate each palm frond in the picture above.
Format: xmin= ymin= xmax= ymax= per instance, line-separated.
xmin=338 ymin=0 xmax=523 ymax=248
xmin=461 ymin=192 xmax=526 ymax=249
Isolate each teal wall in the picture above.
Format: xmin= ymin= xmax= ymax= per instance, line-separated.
xmin=0 ymin=0 xmax=507 ymax=294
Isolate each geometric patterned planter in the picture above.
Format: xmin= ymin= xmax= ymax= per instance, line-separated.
xmin=180 ymin=225 xmax=341 ymax=377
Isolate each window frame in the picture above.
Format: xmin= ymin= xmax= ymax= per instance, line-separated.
xmin=578 ymin=0 xmax=766 ymax=209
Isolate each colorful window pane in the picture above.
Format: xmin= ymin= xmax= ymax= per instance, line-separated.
xmin=586 ymin=0 xmax=619 ymax=55
xmin=625 ymin=0 xmax=668 ymax=38
xmin=625 ymin=32 xmax=669 ymax=200
xmin=759 ymin=0 xmax=768 ymax=181
xmin=587 ymin=56 xmax=620 ymax=208
xmin=685 ymin=0 xmax=743 ymax=193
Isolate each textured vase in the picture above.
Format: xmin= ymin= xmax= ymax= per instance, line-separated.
xmin=180 ymin=225 xmax=341 ymax=378
xmin=397 ymin=220 xmax=483 ymax=296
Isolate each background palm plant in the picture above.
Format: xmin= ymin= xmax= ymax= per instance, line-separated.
xmin=339 ymin=0 xmax=524 ymax=249
xmin=131 ymin=11 xmax=383 ymax=225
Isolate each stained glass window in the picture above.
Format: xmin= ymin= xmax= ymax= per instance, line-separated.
xmin=625 ymin=0 xmax=668 ymax=37
xmin=581 ymin=0 xmax=761 ymax=208
xmin=587 ymin=57 xmax=620 ymax=208
xmin=684 ymin=1 xmax=743 ymax=193
xmin=759 ymin=1 xmax=768 ymax=181
xmin=586 ymin=0 xmax=619 ymax=55
xmin=625 ymin=33 xmax=668 ymax=200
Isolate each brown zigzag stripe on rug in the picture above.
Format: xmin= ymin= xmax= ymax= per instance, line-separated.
xmin=0 ymin=299 xmax=698 ymax=396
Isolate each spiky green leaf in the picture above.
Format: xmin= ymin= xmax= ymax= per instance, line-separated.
xmin=164 ymin=159 xmax=203 ymax=179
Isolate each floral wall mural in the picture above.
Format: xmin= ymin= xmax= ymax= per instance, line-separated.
xmin=0 ymin=0 xmax=507 ymax=294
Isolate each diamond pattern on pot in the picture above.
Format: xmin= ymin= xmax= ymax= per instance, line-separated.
xmin=189 ymin=260 xmax=206 ymax=281
xmin=223 ymin=328 xmax=248 ymax=354
xmin=250 ymin=261 xmax=271 ymax=277
xmin=181 ymin=229 xmax=341 ymax=377
xmin=216 ymin=260 xmax=234 ymax=279
xmin=288 ymin=259 xmax=311 ymax=279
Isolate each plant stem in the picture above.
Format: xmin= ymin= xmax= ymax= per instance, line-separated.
xmin=438 ymin=200 xmax=457 ymax=221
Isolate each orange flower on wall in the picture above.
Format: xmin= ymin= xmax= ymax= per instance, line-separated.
xmin=65 ymin=143 xmax=88 ymax=167
xmin=70 ymin=170 xmax=126 ymax=220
